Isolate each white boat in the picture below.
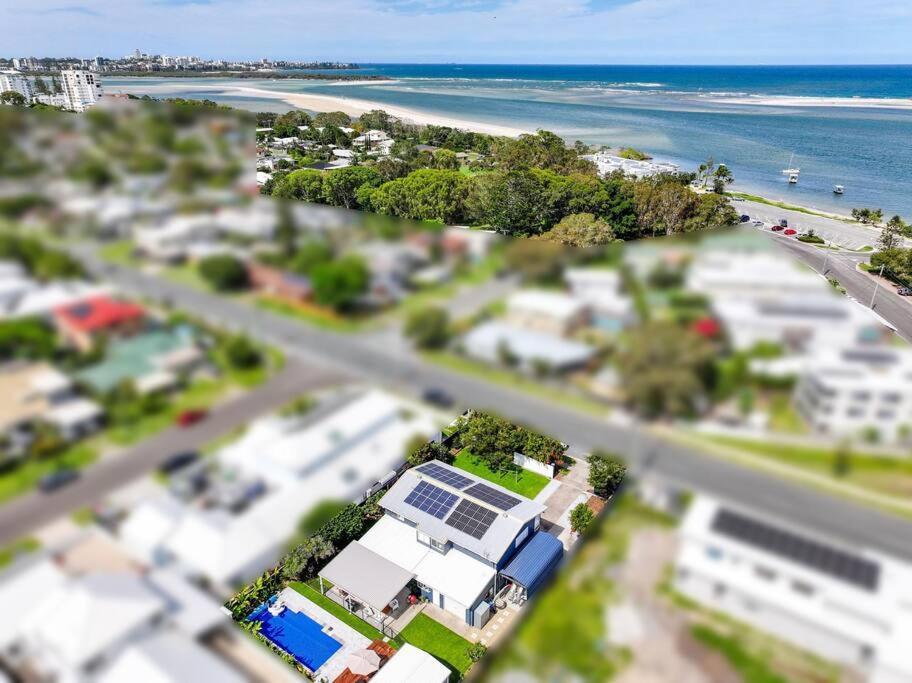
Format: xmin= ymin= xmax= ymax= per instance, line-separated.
xmin=833 ymin=185 xmax=845 ymax=195
xmin=781 ymin=152 xmax=800 ymax=177
xmin=788 ymin=173 xmax=799 ymax=184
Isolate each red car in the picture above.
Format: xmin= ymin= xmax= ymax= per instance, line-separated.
xmin=771 ymin=225 xmax=785 ymax=232
xmin=784 ymin=228 xmax=797 ymax=236
xmin=176 ymin=408 xmax=208 ymax=428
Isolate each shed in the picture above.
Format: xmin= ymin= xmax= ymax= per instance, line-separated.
xmin=500 ymin=531 xmax=563 ymax=597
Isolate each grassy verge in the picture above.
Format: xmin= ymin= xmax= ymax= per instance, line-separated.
xmin=255 ymin=296 xmax=370 ymax=333
xmin=0 ymin=443 xmax=98 ymax=504
xmin=452 ymin=449 xmax=550 ymax=498
xmin=728 ymin=192 xmax=858 ymax=223
xmin=691 ymin=625 xmax=798 ymax=683
xmin=98 ymin=240 xmax=136 ymax=265
xmin=422 ymin=350 xmax=610 ymax=417
xmin=0 ymin=537 xmax=41 ymax=569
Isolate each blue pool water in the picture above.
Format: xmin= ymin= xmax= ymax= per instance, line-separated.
xmin=249 ymin=602 xmax=342 ymax=672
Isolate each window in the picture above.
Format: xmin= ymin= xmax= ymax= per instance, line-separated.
xmin=706 ymin=546 xmax=723 ymax=561
xmin=754 ymin=565 xmax=776 ymax=581
xmin=792 ymin=580 xmax=815 ymax=596
xmin=515 ymin=526 xmax=530 ymax=548
xmin=417 ymin=530 xmax=431 ymax=545
xmin=430 ymin=539 xmax=448 ymax=553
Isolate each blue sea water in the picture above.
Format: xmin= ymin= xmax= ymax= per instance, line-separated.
xmin=107 ymin=65 xmax=912 ymax=217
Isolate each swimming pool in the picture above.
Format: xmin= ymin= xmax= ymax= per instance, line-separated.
xmin=249 ymin=601 xmax=342 ymax=672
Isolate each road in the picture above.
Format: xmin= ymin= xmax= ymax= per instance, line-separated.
xmin=737 ymin=198 xmax=908 ymax=250
xmin=762 ymin=230 xmax=912 ymax=342
xmin=43 ymin=244 xmax=912 ymax=562
xmin=0 ymin=360 xmax=342 ymax=545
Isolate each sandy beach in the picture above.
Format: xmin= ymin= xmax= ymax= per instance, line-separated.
xmin=232 ymin=86 xmax=529 ymax=136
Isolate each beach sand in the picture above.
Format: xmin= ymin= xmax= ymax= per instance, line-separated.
xmin=233 ymin=86 xmax=530 ymax=136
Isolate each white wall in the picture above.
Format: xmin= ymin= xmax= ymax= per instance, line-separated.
xmin=513 ymin=452 xmax=554 ymax=479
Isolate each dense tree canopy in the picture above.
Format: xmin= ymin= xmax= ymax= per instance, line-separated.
xmin=198 ymin=254 xmax=249 ymax=291
xmin=310 ymin=255 xmax=369 ymax=310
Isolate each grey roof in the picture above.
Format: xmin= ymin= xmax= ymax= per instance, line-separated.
xmin=380 ymin=460 xmax=546 ymax=563
xmin=319 ymin=542 xmax=414 ymax=611
xmin=463 ymin=321 xmax=596 ymax=369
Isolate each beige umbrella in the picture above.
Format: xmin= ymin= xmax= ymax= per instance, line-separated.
xmin=342 ymin=649 xmax=382 ymax=676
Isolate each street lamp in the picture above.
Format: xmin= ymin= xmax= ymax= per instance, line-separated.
xmin=869 ymin=264 xmax=886 ymax=309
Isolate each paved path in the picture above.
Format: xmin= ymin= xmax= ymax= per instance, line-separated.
xmin=0 ymin=360 xmax=342 ymax=545
xmin=49 ymin=245 xmax=912 ymax=563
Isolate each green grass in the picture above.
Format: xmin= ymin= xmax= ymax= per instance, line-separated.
xmin=255 ymin=297 xmax=370 ymax=333
xmin=691 ymin=624 xmax=791 ymax=683
xmin=766 ymin=394 xmax=808 ymax=435
xmin=71 ymin=506 xmax=95 ymax=526
xmin=397 ymin=612 xmax=473 ymax=678
xmin=160 ymin=263 xmax=213 ymax=292
xmin=0 ymin=443 xmax=98 ymax=504
xmin=728 ymin=192 xmax=857 ymax=223
xmin=98 ymin=240 xmax=136 ymax=265
xmin=0 ymin=537 xmax=41 ymax=569
xmin=422 ymin=350 xmax=610 ymax=417
xmin=452 ymin=449 xmax=550 ymax=499
xmin=288 ymin=580 xmax=387 ymax=642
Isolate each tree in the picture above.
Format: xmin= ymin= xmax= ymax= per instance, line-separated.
xmin=467 ymin=643 xmax=488 ymax=663
xmin=369 ymin=169 xmax=470 ymax=224
xmin=0 ymin=318 xmax=56 ymax=360
xmin=223 ymin=334 xmax=262 ymax=369
xmin=538 ymin=213 xmax=616 ymax=247
xmin=282 ymin=536 xmax=334 ymax=581
xmin=587 ymin=451 xmax=627 ymax=497
xmin=504 ymin=239 xmax=567 ymax=283
xmin=711 ymin=164 xmax=734 ymax=193
xmin=404 ymin=307 xmax=450 ymax=349
xmin=467 ymin=170 xmax=547 ymax=235
xmin=523 ymin=430 xmax=566 ymax=464
xmin=274 ymin=201 xmax=297 ymax=259
xmin=290 ymin=240 xmax=333 ymax=276
xmin=460 ymin=412 xmax=524 ymax=471
xmin=273 ymin=110 xmax=311 ymax=138
xmin=321 ymin=167 xmax=382 ymax=209
xmin=198 ymin=254 xmax=249 ymax=291
xmin=698 ymin=156 xmax=715 ymax=188
xmin=570 ymin=503 xmax=595 ymax=534
xmin=28 ymin=421 xmax=64 ymax=459
xmin=685 ymin=193 xmax=739 ymax=231
xmin=0 ymin=91 xmax=26 ymax=106
xmin=434 ymin=148 xmax=459 ymax=171
xmin=33 ymin=77 xmax=50 ymax=96
xmin=406 ymin=439 xmax=452 ymax=467
xmin=878 ymin=215 xmax=905 ymax=251
xmin=832 ymin=440 xmax=852 ymax=478
xmin=310 ymin=255 xmax=369 ymax=310
xmin=272 ymin=169 xmax=325 ymax=202
xmin=633 ymin=179 xmax=696 ymax=236
xmin=852 ymin=207 xmax=884 ymax=225
xmin=616 ymin=321 xmax=716 ymax=417
xmin=313 ymin=111 xmax=351 ymax=128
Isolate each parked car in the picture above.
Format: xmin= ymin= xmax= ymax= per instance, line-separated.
xmin=897 ymin=287 xmax=912 ymax=296
xmin=422 ymin=387 xmax=454 ymax=408
xmin=739 ymin=214 xmax=751 ymax=223
xmin=39 ymin=468 xmax=80 ymax=493
xmin=752 ymin=220 xmax=764 ymax=226
xmin=159 ymin=451 xmax=200 ymax=475
xmin=779 ymin=219 xmax=789 ymax=228
xmin=176 ymin=409 xmax=208 ymax=428
xmin=784 ymin=229 xmax=797 ymax=236
xmin=771 ymin=225 xmax=785 ymax=232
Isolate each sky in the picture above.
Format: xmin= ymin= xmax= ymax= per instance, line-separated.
xmin=4 ymin=0 xmax=912 ymax=64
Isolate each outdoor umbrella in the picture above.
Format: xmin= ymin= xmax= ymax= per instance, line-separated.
xmin=342 ymin=649 xmax=382 ymax=675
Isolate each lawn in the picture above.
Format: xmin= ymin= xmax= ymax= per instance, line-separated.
xmin=452 ymin=449 xmax=550 ymax=499
xmin=98 ymin=240 xmax=136 ymax=265
xmin=397 ymin=612 xmax=473 ymax=679
xmin=255 ymin=296 xmax=370 ymax=333
xmin=422 ymin=350 xmax=611 ymax=417
xmin=288 ymin=580 xmax=387 ymax=643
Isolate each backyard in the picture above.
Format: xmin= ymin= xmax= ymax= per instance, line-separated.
xmin=452 ymin=449 xmax=550 ymax=499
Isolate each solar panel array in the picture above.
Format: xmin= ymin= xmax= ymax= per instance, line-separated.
xmin=445 ymin=499 xmax=499 ymax=539
xmin=464 ymin=482 xmax=521 ymax=511
xmin=416 ymin=462 xmax=473 ymax=490
xmin=712 ymin=508 xmax=881 ymax=591
xmin=404 ymin=481 xmax=458 ymax=519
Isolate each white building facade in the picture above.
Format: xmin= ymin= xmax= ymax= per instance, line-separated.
xmin=61 ymin=70 xmax=103 ymax=112
xmin=0 ymin=70 xmax=32 ymax=100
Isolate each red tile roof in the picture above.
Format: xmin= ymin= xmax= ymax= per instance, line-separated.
xmin=54 ymin=296 xmax=145 ymax=333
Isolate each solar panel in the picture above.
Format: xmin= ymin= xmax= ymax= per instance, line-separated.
xmin=464 ymin=483 xmax=521 ymax=511
xmin=416 ymin=462 xmax=473 ymax=490
xmin=712 ymin=508 xmax=880 ymax=592
xmin=403 ymin=481 xmax=458 ymax=520
xmin=445 ymin=499 xmax=498 ymax=540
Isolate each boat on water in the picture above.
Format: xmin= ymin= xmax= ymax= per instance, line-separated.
xmin=788 ymin=173 xmax=799 ymax=184
xmin=782 ymin=152 xmax=800 ymax=178
xmin=834 ymin=185 xmax=845 ymax=195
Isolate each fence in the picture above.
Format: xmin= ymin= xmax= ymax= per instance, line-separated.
xmin=513 ymin=452 xmax=554 ymax=479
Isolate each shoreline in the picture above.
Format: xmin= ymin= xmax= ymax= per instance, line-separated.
xmin=713 ymin=94 xmax=912 ymax=110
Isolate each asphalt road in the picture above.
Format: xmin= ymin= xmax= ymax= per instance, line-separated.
xmin=0 ymin=359 xmax=342 ymax=545
xmin=47 ymin=245 xmax=912 ymax=562
xmin=763 ymin=230 xmax=912 ymax=342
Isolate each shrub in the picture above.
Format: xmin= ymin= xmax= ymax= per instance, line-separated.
xmin=223 ymin=334 xmax=262 ymax=370
xmin=588 ymin=451 xmax=627 ymax=498
xmin=407 ymin=439 xmax=452 ymax=467
xmin=467 ymin=642 xmax=488 ymax=662
xmin=198 ymin=254 xmax=249 ymax=291
xmin=404 ymin=307 xmax=450 ymax=349
xmin=570 ymin=502 xmax=595 ymax=534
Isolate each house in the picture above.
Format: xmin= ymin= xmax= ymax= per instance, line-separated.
xmin=505 ymin=290 xmax=590 ymax=336
xmin=54 ymin=295 xmax=146 ymax=352
xmin=687 ymin=250 xmax=828 ymax=301
xmin=76 ymin=325 xmax=203 ymax=395
xmin=0 ymin=261 xmax=108 ymax=322
xmin=793 ymin=346 xmax=912 ymax=442
xmin=463 ymin=320 xmax=596 ymax=373
xmin=0 ymin=362 xmax=103 ymax=454
xmin=582 ymin=151 xmax=679 ymax=179
xmin=134 ymin=213 xmax=220 ymax=262
xmin=441 ymin=227 xmax=498 ymax=262
xmin=319 ymin=460 xmax=562 ymax=627
xmin=120 ymin=390 xmax=439 ymax=588
xmin=370 ymin=643 xmax=450 ymax=683
xmin=564 ymin=267 xmax=636 ymax=333
xmin=675 ymin=496 xmax=912 ymax=683
xmin=247 ymin=261 xmax=312 ymax=304
xmin=0 ymin=534 xmax=245 ymax=683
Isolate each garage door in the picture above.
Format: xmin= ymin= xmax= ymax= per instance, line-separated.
xmin=440 ymin=592 xmax=466 ymax=620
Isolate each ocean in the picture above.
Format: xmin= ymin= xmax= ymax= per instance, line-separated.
xmin=106 ymin=65 xmax=912 ymax=218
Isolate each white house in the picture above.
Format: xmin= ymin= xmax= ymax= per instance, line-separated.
xmin=564 ymin=267 xmax=635 ymax=333
xmin=675 ymin=496 xmax=912 ymax=683
xmin=0 ymin=263 xmax=108 ymax=321
xmin=582 ymin=151 xmax=679 ymax=179
xmin=463 ymin=320 xmax=596 ymax=372
xmin=320 ymin=460 xmax=563 ymax=627
xmin=506 ymin=290 xmax=590 ymax=336
xmin=794 ymin=346 xmax=912 ymax=442
xmin=370 ymin=643 xmax=450 ymax=683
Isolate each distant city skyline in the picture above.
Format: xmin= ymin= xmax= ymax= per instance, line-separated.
xmin=4 ymin=0 xmax=912 ymax=65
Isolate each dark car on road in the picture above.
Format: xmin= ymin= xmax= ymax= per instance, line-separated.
xmin=422 ymin=387 xmax=454 ymax=408
xmin=771 ymin=225 xmax=785 ymax=232
xmin=898 ymin=287 xmax=912 ymax=296
xmin=38 ymin=468 xmax=79 ymax=493
xmin=740 ymin=214 xmax=750 ymax=223
xmin=159 ymin=451 xmax=200 ymax=476
xmin=779 ymin=219 xmax=789 ymax=228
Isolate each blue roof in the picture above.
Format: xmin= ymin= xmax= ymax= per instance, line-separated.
xmin=501 ymin=531 xmax=563 ymax=596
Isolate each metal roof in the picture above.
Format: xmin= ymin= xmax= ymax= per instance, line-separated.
xmin=500 ymin=531 xmax=564 ymax=596
xmin=319 ymin=542 xmax=414 ymax=612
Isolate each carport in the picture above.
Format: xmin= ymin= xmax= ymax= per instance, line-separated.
xmin=500 ymin=531 xmax=564 ymax=601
